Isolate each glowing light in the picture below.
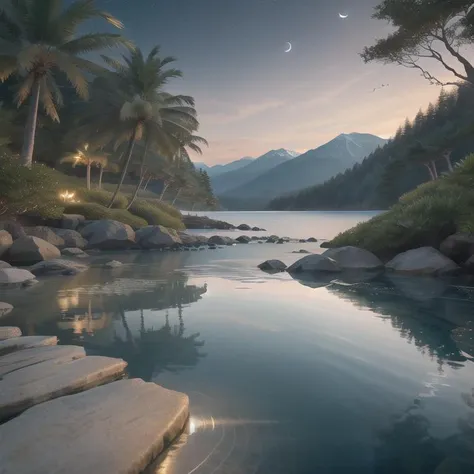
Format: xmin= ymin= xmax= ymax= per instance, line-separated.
xmin=189 ymin=418 xmax=197 ymax=435
xmin=59 ymin=190 xmax=78 ymax=203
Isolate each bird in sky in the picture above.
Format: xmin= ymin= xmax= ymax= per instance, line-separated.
xmin=370 ymin=84 xmax=390 ymax=93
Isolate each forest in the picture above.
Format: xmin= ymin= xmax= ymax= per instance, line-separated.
xmin=269 ymin=85 xmax=474 ymax=211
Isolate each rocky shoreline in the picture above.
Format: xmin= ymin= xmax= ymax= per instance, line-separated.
xmin=182 ymin=214 xmax=265 ymax=231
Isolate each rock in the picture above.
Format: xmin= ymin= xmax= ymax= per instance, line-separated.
xmin=24 ymin=226 xmax=65 ymax=248
xmin=440 ymin=233 xmax=474 ymax=264
xmin=277 ymin=239 xmax=285 ymax=244
xmin=465 ymin=255 xmax=474 ymax=273
xmin=258 ymin=260 xmax=287 ymax=272
xmin=237 ymin=224 xmax=251 ymax=231
xmin=0 ymin=335 xmax=57 ymax=356
xmin=0 ymin=345 xmax=85 ymax=377
xmin=0 ymin=260 xmax=11 ymax=269
xmin=61 ymin=247 xmax=88 ymax=258
xmin=53 ymin=228 xmax=87 ymax=249
xmin=103 ymin=260 xmax=123 ymax=269
xmin=30 ymin=258 xmax=88 ymax=276
xmin=252 ymin=226 xmax=262 ymax=231
xmin=0 ymin=378 xmax=189 ymax=474
xmin=0 ymin=268 xmax=36 ymax=287
xmin=386 ymin=247 xmax=460 ymax=276
xmin=0 ymin=220 xmax=26 ymax=240
xmin=322 ymin=246 xmax=383 ymax=270
xmin=299 ymin=239 xmax=306 ymax=243
xmin=0 ymin=327 xmax=22 ymax=341
xmin=236 ymin=235 xmax=251 ymax=244
xmin=293 ymin=249 xmax=311 ymax=254
xmin=6 ymin=236 xmax=61 ymax=265
xmin=320 ymin=241 xmax=331 ymax=248
xmin=61 ymin=214 xmax=85 ymax=230
xmin=0 ymin=230 xmax=13 ymax=258
xmin=136 ymin=225 xmax=182 ymax=249
xmin=0 ymin=302 xmax=13 ymax=318
xmin=178 ymin=232 xmax=198 ymax=246
xmin=266 ymin=235 xmax=279 ymax=243
xmin=0 ymin=355 xmax=127 ymax=421
xmin=287 ymin=254 xmax=341 ymax=273
xmin=81 ymin=220 xmax=135 ymax=250
xmin=307 ymin=237 xmax=318 ymax=242
xmin=208 ymin=244 xmax=217 ymax=250
xmin=183 ymin=215 xmax=234 ymax=230
xmin=208 ymin=235 xmax=236 ymax=246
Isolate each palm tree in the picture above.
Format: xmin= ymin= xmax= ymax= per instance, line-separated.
xmin=79 ymin=46 xmax=199 ymax=208
xmin=97 ymin=159 xmax=120 ymax=190
xmin=61 ymin=143 xmax=108 ymax=189
xmin=0 ymin=0 xmax=131 ymax=167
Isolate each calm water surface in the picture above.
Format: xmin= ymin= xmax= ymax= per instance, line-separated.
xmin=1 ymin=211 xmax=474 ymax=474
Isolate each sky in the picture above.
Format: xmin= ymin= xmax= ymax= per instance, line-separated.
xmin=97 ymin=0 xmax=451 ymax=164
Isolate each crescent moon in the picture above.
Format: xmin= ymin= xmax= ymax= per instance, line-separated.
xmin=285 ymin=42 xmax=292 ymax=53
xmin=339 ymin=13 xmax=349 ymax=19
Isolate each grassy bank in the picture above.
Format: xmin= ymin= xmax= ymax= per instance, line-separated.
xmin=325 ymin=155 xmax=474 ymax=260
xmin=0 ymin=156 xmax=184 ymax=230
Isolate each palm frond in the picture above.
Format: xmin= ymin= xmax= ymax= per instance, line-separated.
xmin=51 ymin=51 xmax=89 ymax=99
xmin=39 ymin=75 xmax=60 ymax=122
xmin=15 ymin=72 xmax=34 ymax=105
xmin=61 ymin=33 xmax=133 ymax=54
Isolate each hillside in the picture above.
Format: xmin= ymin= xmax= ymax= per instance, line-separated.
xmin=220 ymin=133 xmax=386 ymax=208
xmin=194 ymin=157 xmax=254 ymax=177
xmin=269 ymin=87 xmax=474 ymax=211
xmin=211 ymin=148 xmax=298 ymax=195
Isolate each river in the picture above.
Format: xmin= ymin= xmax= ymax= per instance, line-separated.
xmin=1 ymin=211 xmax=473 ymax=474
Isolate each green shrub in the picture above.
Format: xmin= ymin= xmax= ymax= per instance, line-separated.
xmin=64 ymin=202 xmax=147 ymax=228
xmin=143 ymin=199 xmax=182 ymax=219
xmin=0 ymin=156 xmax=64 ymax=219
xmin=129 ymin=199 xmax=184 ymax=230
xmin=76 ymin=188 xmax=128 ymax=209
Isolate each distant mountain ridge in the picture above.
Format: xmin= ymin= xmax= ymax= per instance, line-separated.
xmin=210 ymin=148 xmax=300 ymax=195
xmin=194 ymin=157 xmax=254 ymax=177
xmin=219 ymin=133 xmax=387 ymax=209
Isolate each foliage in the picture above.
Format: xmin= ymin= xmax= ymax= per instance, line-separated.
xmin=361 ymin=0 xmax=474 ymax=86
xmin=128 ymin=200 xmax=184 ymax=230
xmin=143 ymin=199 xmax=182 ymax=219
xmin=269 ymin=86 xmax=474 ymax=211
xmin=63 ymin=202 xmax=147 ymax=228
xmin=0 ymin=154 xmax=63 ymax=218
xmin=326 ymin=156 xmax=474 ymax=259
xmin=76 ymin=188 xmax=128 ymax=209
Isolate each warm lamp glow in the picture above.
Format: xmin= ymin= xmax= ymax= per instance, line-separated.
xmin=59 ymin=190 xmax=78 ymax=203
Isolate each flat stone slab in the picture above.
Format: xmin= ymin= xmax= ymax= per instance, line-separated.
xmin=0 ymin=355 xmax=126 ymax=421
xmin=0 ymin=335 xmax=57 ymax=356
xmin=0 ymin=378 xmax=189 ymax=474
xmin=0 ymin=326 xmax=22 ymax=341
xmin=0 ymin=345 xmax=86 ymax=377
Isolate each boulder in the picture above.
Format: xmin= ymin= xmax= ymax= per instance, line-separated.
xmin=440 ymin=233 xmax=474 ymax=264
xmin=0 ymin=335 xmax=57 ymax=356
xmin=0 ymin=260 xmax=11 ymax=269
xmin=293 ymin=249 xmax=311 ymax=254
xmin=252 ymin=226 xmax=262 ymax=231
xmin=0 ymin=355 xmax=127 ymax=421
xmin=208 ymin=235 xmax=235 ymax=246
xmin=0 ymin=268 xmax=36 ymax=287
xmin=236 ymin=235 xmax=251 ymax=244
xmin=30 ymin=258 xmax=88 ymax=276
xmin=287 ymin=254 xmax=341 ymax=274
xmin=6 ymin=236 xmax=61 ymax=265
xmin=0 ymin=302 xmax=13 ymax=318
xmin=103 ymin=260 xmax=123 ymax=269
xmin=258 ymin=260 xmax=287 ymax=272
xmin=61 ymin=213 xmax=85 ymax=230
xmin=266 ymin=235 xmax=279 ymax=243
xmin=53 ymin=228 xmax=87 ymax=249
xmin=0 ymin=230 xmax=13 ymax=258
xmin=81 ymin=220 xmax=135 ymax=250
xmin=322 ymin=246 xmax=383 ymax=270
xmin=178 ymin=232 xmax=198 ymax=246
xmin=136 ymin=225 xmax=182 ymax=249
xmin=61 ymin=247 xmax=88 ymax=258
xmin=386 ymin=247 xmax=460 ymax=276
xmin=0 ymin=327 xmax=22 ymax=341
xmin=0 ymin=220 xmax=26 ymax=240
xmin=307 ymin=237 xmax=318 ymax=243
xmin=465 ymin=255 xmax=474 ymax=273
xmin=277 ymin=239 xmax=285 ymax=244
xmin=237 ymin=224 xmax=251 ymax=231
xmin=0 ymin=379 xmax=189 ymax=474
xmin=24 ymin=226 xmax=65 ymax=247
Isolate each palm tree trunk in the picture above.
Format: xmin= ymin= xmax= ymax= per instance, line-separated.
xmin=143 ymin=175 xmax=152 ymax=191
xmin=159 ymin=182 xmax=170 ymax=201
xmin=86 ymin=163 xmax=91 ymax=190
xmin=430 ymin=161 xmax=438 ymax=179
xmin=98 ymin=166 xmax=104 ymax=189
xmin=424 ymin=163 xmax=435 ymax=180
xmin=126 ymin=141 xmax=149 ymax=210
xmin=20 ymin=80 xmax=41 ymax=167
xmin=108 ymin=126 xmax=138 ymax=208
xmin=172 ymin=188 xmax=182 ymax=206
xmin=126 ymin=174 xmax=145 ymax=210
xmin=444 ymin=154 xmax=453 ymax=172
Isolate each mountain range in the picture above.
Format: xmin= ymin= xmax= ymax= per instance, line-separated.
xmin=194 ymin=157 xmax=254 ymax=177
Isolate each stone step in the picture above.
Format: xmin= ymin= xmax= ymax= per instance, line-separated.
xmin=0 ymin=335 xmax=57 ymax=356
xmin=0 ymin=326 xmax=22 ymax=341
xmin=0 ymin=355 xmax=127 ymax=422
xmin=0 ymin=378 xmax=189 ymax=474
xmin=0 ymin=345 xmax=85 ymax=377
